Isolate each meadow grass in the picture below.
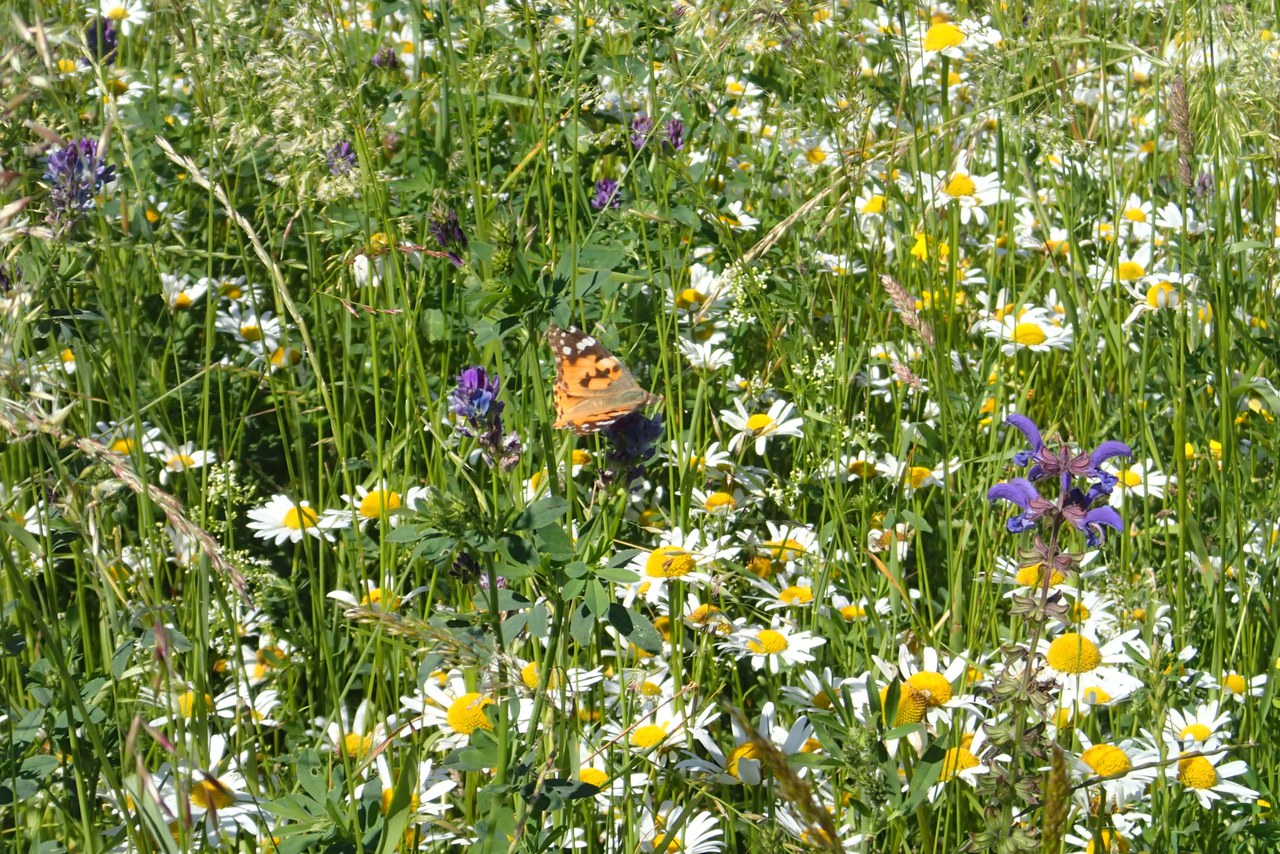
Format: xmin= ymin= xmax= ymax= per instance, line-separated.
xmin=1 ymin=0 xmax=1279 ymax=851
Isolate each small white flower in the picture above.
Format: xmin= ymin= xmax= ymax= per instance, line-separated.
xmin=246 ymin=494 xmax=334 ymax=544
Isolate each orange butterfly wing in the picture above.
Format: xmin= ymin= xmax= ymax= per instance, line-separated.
xmin=548 ymin=324 xmax=659 ymax=434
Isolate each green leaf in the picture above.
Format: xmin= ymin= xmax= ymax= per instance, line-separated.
xmin=583 ymin=579 xmax=609 ymax=617
xmin=606 ymin=604 xmax=661 ymax=654
xmin=451 ymin=729 xmax=499 ymax=771
xmin=535 ymin=523 xmax=574 ymax=560
xmin=570 ymin=603 xmax=595 ymax=647
xmin=901 ymin=740 xmax=946 ymax=815
xmin=512 ymin=497 xmax=569 ymax=531
xmin=296 ymin=749 xmax=330 ymax=805
xmin=377 ymin=749 xmax=419 ymax=854
xmin=520 ymin=777 xmax=601 ymax=814
xmin=595 ymin=567 xmax=639 ymax=584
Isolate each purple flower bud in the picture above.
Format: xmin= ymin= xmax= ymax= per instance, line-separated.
xmin=1194 ymin=171 xmax=1214 ymax=200
xmin=450 ymin=366 xmax=503 ymax=431
xmin=428 ymin=209 xmax=469 ymax=267
xmin=663 ymin=118 xmax=684 ymax=152
xmin=630 ymin=114 xmax=654 ymax=149
xmin=372 ymin=47 xmax=399 ymax=69
xmin=84 ymin=17 xmax=118 ymax=64
xmin=591 ymin=178 xmax=620 ymax=210
xmin=451 ymin=552 xmax=480 ymax=583
xmin=602 ymin=411 xmax=664 ymax=488
xmin=43 ymin=138 xmax=114 ymax=231
xmin=326 ymin=140 xmax=357 ymax=176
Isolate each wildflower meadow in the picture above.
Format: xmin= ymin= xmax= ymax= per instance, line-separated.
xmin=3 ymin=0 xmax=1280 ymax=850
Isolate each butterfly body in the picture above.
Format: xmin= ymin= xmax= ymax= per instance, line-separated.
xmin=548 ymin=324 xmax=659 ymax=434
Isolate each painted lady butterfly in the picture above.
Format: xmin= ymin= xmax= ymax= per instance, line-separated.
xmin=547 ymin=324 xmax=660 ymax=434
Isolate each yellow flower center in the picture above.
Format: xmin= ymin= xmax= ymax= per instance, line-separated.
xmin=1045 ymin=633 xmax=1102 ymax=674
xmin=283 ymin=505 xmax=319 ymax=530
xmin=571 ymin=449 xmax=591 ymax=466
xmin=944 ymin=173 xmax=977 ymax=197
xmin=1080 ymin=685 xmax=1112 ymax=704
xmin=908 ymin=466 xmax=934 ymax=488
xmin=938 ymin=746 xmax=979 ymax=782
xmin=676 ymin=287 xmax=707 ymax=310
xmin=190 ymin=778 xmax=235 ymax=810
xmin=687 ymin=603 xmax=726 ymax=629
xmin=1116 ymin=469 xmax=1143 ymax=489
xmin=630 ymin=723 xmax=667 ymax=749
xmin=173 ymin=292 xmax=193 ymax=309
xmin=342 ymin=732 xmax=372 ymax=759
xmin=923 ymin=21 xmax=965 ymax=51
xmin=1117 ymin=261 xmax=1146 ymax=281
xmin=1177 ymin=754 xmax=1217 ymax=790
xmin=1080 ymin=743 xmax=1131 ymax=777
xmin=359 ymin=587 xmax=401 ymax=609
xmin=579 ymin=767 xmax=609 ymax=788
xmin=727 ymin=742 xmax=761 ymax=779
xmin=380 ymin=787 xmax=421 ymax=814
xmin=1146 ymin=281 xmax=1178 ymax=308
xmin=1015 ymin=562 xmax=1065 ymax=588
xmin=1086 ymin=830 xmax=1129 ymax=854
xmin=704 ymin=491 xmax=735 ymax=512
xmin=805 ymin=146 xmax=828 ymax=164
xmin=764 ymin=538 xmax=807 ymax=561
xmin=1222 ymin=673 xmax=1247 ymax=694
xmin=1012 ymin=322 xmax=1047 ymax=346
xmin=105 ymin=4 xmax=128 ymax=20
xmin=747 ymin=555 xmax=773 ymax=577
xmin=747 ymin=629 xmax=788 ymax=655
xmin=745 ymin=413 xmax=775 ymax=433
xmin=1180 ymin=723 xmax=1212 ymax=742
xmin=110 ymin=437 xmax=136 ymax=454
xmin=846 ymin=460 xmax=874 ymax=477
xmin=176 ymin=691 xmax=211 ymax=718
xmin=778 ymin=585 xmax=813 ymax=606
xmin=446 ymin=693 xmax=494 ymax=734
xmin=645 ymin=546 xmax=696 ymax=579
xmin=359 ymin=489 xmax=402 ymax=520
xmin=168 ymin=454 xmax=196 ymax=469
xmin=1122 ymin=207 xmax=1147 ymax=223
xmin=906 ymin=671 xmax=953 ymax=707
xmin=860 ymin=194 xmax=886 ymax=215
xmin=880 ymin=684 xmax=927 ymax=725
xmin=839 ymin=603 xmax=867 ymax=621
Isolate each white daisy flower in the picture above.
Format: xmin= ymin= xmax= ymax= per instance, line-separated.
xmin=1166 ymin=742 xmax=1259 ymax=808
xmin=246 ymin=494 xmax=334 ymax=544
xmin=721 ymin=397 xmax=805 ymax=455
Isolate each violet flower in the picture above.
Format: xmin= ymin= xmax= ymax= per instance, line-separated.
xmin=630 ymin=114 xmax=654 ymax=149
xmin=602 ymin=411 xmax=664 ymax=488
xmin=988 ymin=414 xmax=1131 ymax=547
xmin=663 ymin=117 xmax=684 ymax=152
xmin=449 ymin=366 xmax=503 ymax=433
xmin=44 ymin=138 xmax=114 ymax=231
xmin=326 ymin=140 xmax=357 ymax=176
xmin=428 ymin=209 xmax=469 ymax=267
xmin=372 ymin=47 xmax=399 ymax=69
xmin=591 ymin=178 xmax=620 ymax=210
xmin=448 ymin=366 xmax=521 ymax=470
xmin=84 ymin=17 xmax=118 ymax=64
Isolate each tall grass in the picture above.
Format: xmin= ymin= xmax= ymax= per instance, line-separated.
xmin=1 ymin=0 xmax=1278 ymax=851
